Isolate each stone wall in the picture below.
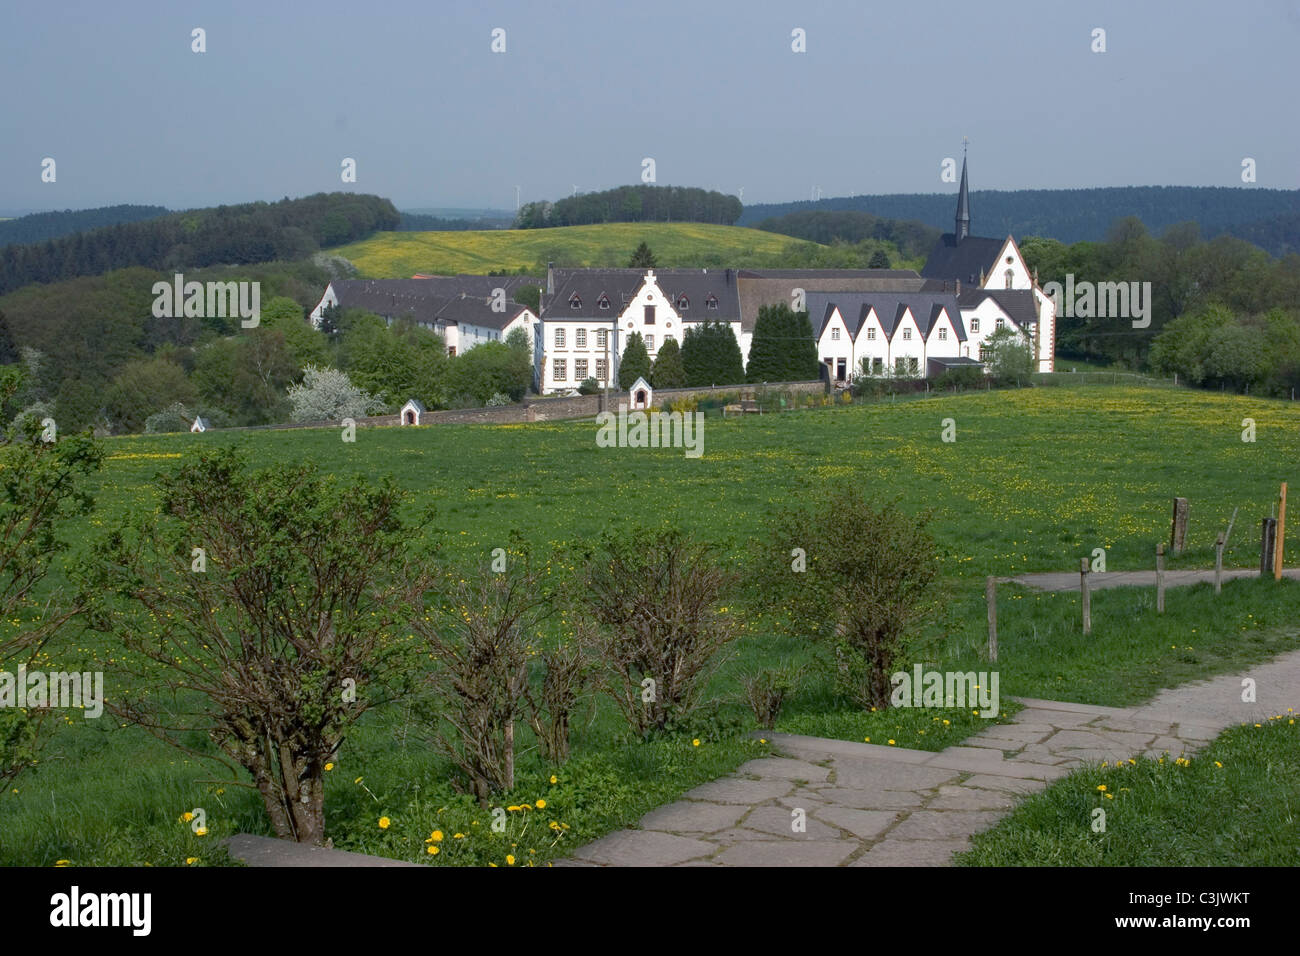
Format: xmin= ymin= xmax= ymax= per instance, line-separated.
xmin=213 ymin=380 xmax=827 ymax=433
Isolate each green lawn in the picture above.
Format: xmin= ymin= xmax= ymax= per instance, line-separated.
xmin=956 ymin=716 xmax=1300 ymax=865
xmin=4 ymin=383 xmax=1299 ymax=865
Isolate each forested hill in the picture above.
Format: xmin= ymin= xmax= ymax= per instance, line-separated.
xmin=515 ymin=185 xmax=742 ymax=228
xmin=0 ymin=193 xmax=398 ymax=296
xmin=0 ymin=204 xmax=170 ymax=245
xmin=739 ymin=186 xmax=1300 ymax=252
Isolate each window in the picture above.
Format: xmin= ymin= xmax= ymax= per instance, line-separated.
xmin=908 ymin=357 xmax=919 ymax=375
xmin=996 ymin=318 xmax=1005 ymax=330
xmin=867 ymin=328 xmax=876 ymax=340
xmin=554 ymin=328 xmax=566 ymax=348
xmin=872 ymin=357 xmax=883 ymax=374
xmin=978 ymin=344 xmax=990 ymax=362
xmin=575 ymin=359 xmax=588 ymax=380
xmin=569 ymin=294 xmax=581 ymax=309
xmin=706 ymin=294 xmax=718 ymax=310
xmin=1005 ymin=270 xmax=1014 ymax=289
xmin=895 ymin=357 xmax=908 ymax=374
xmin=644 ymin=305 xmax=655 ymax=324
xmin=677 ymin=296 xmax=689 ymax=310
xmin=553 ymin=359 xmax=567 ymax=381
xmin=938 ymin=327 xmax=948 ymax=340
xmin=576 ymin=328 xmax=587 ymax=349
xmin=598 ymin=295 xmax=610 ymax=310
xmin=646 ymin=334 xmax=655 ymax=351
xmin=902 ymin=329 xmax=912 ymax=340
xmin=970 ymin=318 xmax=980 ymax=333
xmin=596 ymin=358 xmax=608 ymax=380
xmin=596 ymin=328 xmax=608 ymax=349
xmin=831 ymin=327 xmax=840 ymax=340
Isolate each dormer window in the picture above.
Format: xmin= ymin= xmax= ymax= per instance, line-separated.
xmin=677 ymin=295 xmax=689 ymax=310
xmin=569 ymin=294 xmax=582 ymax=309
xmin=598 ymin=294 xmax=610 ymax=310
xmin=706 ymin=295 xmax=718 ymax=310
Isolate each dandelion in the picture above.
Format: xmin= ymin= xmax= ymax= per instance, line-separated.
xmin=887 ymin=739 xmax=896 ymax=746
xmin=1097 ymin=785 xmax=1107 ymax=792
xmin=325 ymin=763 xmax=334 ymax=771
xmin=1215 ymin=761 xmax=1223 ymax=768
xmin=535 ymin=799 xmax=546 ymax=809
xmin=186 ymin=857 xmax=198 ymax=865
xmin=453 ymin=833 xmax=465 ymax=839
xmin=427 ymin=846 xmax=439 ymax=856
xmin=506 ymin=854 xmax=516 ymax=865
xmin=54 ymin=860 xmax=70 ymax=867
xmin=378 ymin=817 xmax=391 ymax=830
xmin=692 ymin=739 xmax=700 ymax=747
xmin=942 ymin=719 xmax=950 ymax=726
xmin=427 ymin=830 xmax=444 ymax=843
xmin=195 ymin=827 xmax=208 ymax=837
xmin=549 ymin=775 xmax=558 ymax=785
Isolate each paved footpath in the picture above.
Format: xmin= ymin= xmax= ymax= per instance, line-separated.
xmin=1011 ymin=567 xmax=1300 ymax=593
xmin=560 ymin=648 xmax=1300 ymax=867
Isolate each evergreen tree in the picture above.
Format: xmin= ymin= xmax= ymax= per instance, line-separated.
xmin=627 ymin=242 xmax=657 ymax=268
xmin=618 ymin=331 xmax=652 ymax=389
xmin=715 ymin=321 xmax=746 ymax=385
xmin=746 ymin=305 xmax=789 ymax=382
xmin=0 ymin=311 xmax=17 ymax=365
xmin=650 ymin=336 xmax=686 ymax=388
xmin=789 ymin=310 xmax=820 ymax=380
xmin=682 ymin=322 xmax=744 ymax=386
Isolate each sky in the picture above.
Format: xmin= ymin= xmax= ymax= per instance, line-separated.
xmin=1 ymin=0 xmax=1296 ymax=214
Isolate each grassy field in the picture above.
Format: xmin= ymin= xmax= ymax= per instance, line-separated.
xmin=332 ymin=222 xmax=810 ymax=277
xmin=957 ymin=715 xmax=1299 ymax=865
xmin=4 ymin=383 xmax=1300 ymax=865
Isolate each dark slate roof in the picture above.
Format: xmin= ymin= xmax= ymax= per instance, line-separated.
xmin=929 ymin=355 xmax=983 ymax=368
xmin=543 ymin=270 xmax=647 ymax=320
xmin=958 ymin=288 xmax=1039 ymax=330
xmin=328 ymin=276 xmax=538 ymax=328
xmin=541 ymin=269 xmax=741 ymax=323
xmin=736 ymin=271 xmax=929 ymax=333
xmin=434 ymin=292 xmax=532 ymax=330
xmin=805 ymin=291 xmax=965 ymax=342
xmin=919 ymin=234 xmax=1007 ymax=285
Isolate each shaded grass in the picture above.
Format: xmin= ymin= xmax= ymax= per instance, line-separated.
xmin=956 ymin=716 xmax=1300 ymax=865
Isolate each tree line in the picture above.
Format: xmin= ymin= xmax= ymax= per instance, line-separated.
xmin=0 ymin=204 xmax=170 ymax=246
xmin=515 ymin=185 xmax=742 ymax=229
xmin=0 ymin=193 xmax=399 ymax=296
xmin=739 ymin=186 xmax=1300 ymax=250
xmin=753 ymin=210 xmax=940 ymax=261
xmin=1020 ymin=217 xmax=1300 ymax=394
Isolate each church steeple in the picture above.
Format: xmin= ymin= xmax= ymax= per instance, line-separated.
xmin=954 ymin=141 xmax=970 ymax=244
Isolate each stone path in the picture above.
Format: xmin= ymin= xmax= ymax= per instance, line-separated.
xmin=560 ymin=648 xmax=1300 ymax=867
xmin=1011 ymin=567 xmax=1300 ymax=593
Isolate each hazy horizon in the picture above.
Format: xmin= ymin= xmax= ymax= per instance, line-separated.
xmin=3 ymin=0 xmax=1296 ymax=213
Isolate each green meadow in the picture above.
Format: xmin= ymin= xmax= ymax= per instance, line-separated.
xmin=4 ymin=383 xmax=1300 ymax=866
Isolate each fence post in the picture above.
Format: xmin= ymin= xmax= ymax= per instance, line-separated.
xmin=1214 ymin=532 xmax=1225 ymax=594
xmin=1261 ymin=517 xmax=1277 ymax=575
xmin=1156 ymin=542 xmax=1166 ymax=613
xmin=1080 ymin=557 xmax=1091 ymax=635
xmin=1275 ymin=482 xmax=1287 ymax=582
xmin=1171 ymin=497 xmax=1189 ymax=555
xmin=986 ymin=576 xmax=998 ymax=662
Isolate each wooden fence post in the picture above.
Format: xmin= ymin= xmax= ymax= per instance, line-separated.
xmin=986 ymin=576 xmax=998 ymax=662
xmin=1214 ymin=532 xmax=1225 ymax=595
xmin=1156 ymin=542 xmax=1166 ymax=613
xmin=1275 ymin=482 xmax=1287 ymax=582
xmin=1080 ymin=557 xmax=1091 ymax=635
xmin=1261 ymin=517 xmax=1277 ymax=575
xmin=1171 ymin=497 xmax=1189 ymax=555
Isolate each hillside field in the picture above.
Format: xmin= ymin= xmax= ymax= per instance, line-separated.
xmin=331 ymin=222 xmax=810 ymax=277
xmin=6 ymin=383 xmax=1300 ymax=866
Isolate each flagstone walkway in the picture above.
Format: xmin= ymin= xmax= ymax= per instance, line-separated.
xmin=559 ymin=648 xmax=1300 ymax=867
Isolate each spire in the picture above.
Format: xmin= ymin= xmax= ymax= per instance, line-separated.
xmin=954 ymin=140 xmax=970 ymax=244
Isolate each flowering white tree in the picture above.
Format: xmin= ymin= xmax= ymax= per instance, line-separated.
xmin=287 ymin=365 xmax=384 ymax=423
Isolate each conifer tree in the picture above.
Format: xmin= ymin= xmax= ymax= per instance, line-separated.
xmin=618 ymin=331 xmax=652 ymax=389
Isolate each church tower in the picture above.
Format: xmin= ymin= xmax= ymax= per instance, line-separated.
xmin=954 ymin=147 xmax=971 ymax=244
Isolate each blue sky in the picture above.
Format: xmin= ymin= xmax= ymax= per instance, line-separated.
xmin=2 ymin=0 xmax=1296 ymax=212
